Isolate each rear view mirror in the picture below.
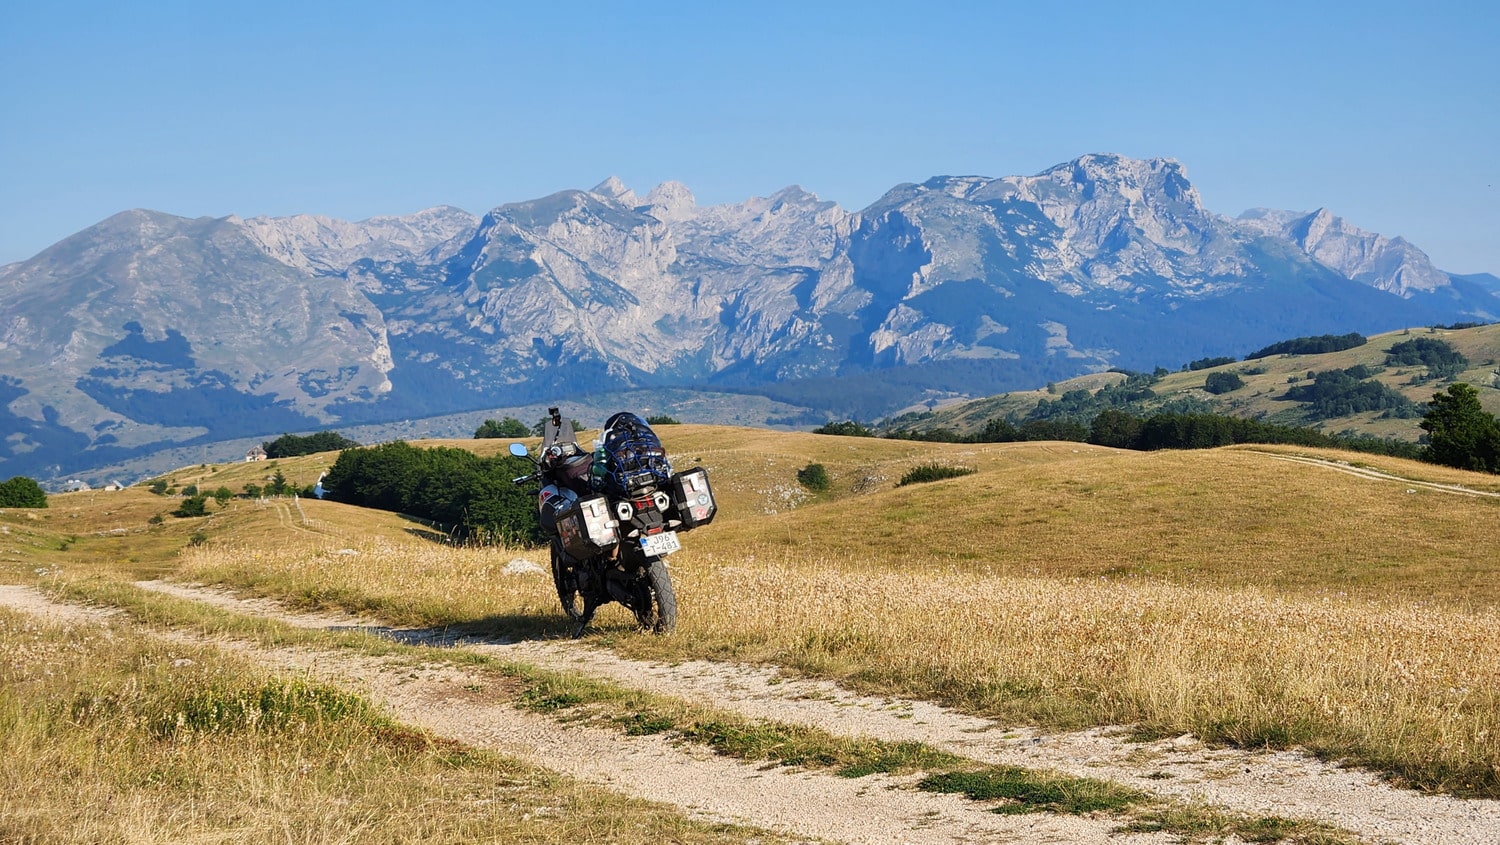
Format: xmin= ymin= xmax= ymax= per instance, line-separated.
xmin=509 ymin=443 xmax=530 ymax=458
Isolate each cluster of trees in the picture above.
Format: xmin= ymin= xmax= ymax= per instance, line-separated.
xmin=263 ymin=431 xmax=361 ymax=458
xmin=812 ymin=420 xmax=877 ymax=437
xmin=473 ymin=417 xmax=531 ymax=439
xmin=1246 ymin=332 xmax=1367 ymax=359
xmin=321 ymin=441 xmax=539 ymax=543
xmin=1187 ymin=356 xmax=1237 ymax=371
xmin=1029 ymin=371 xmax=1165 ymax=422
xmin=146 ymin=467 xmax=318 ymax=518
xmin=0 ymin=476 xmax=47 ymax=508
xmin=1385 ymin=338 xmax=1470 ymax=380
xmin=1282 ymin=367 xmax=1417 ymax=419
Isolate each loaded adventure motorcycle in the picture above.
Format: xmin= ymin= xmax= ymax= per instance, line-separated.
xmin=510 ymin=408 xmax=717 ymax=637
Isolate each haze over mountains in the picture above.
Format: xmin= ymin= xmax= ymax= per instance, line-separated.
xmin=3 ymin=153 xmax=1498 ymax=484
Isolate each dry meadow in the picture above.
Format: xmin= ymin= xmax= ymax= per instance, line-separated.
xmin=4 ymin=425 xmax=1498 ymax=842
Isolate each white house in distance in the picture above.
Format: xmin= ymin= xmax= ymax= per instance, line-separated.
xmin=246 ymin=445 xmax=267 ymax=462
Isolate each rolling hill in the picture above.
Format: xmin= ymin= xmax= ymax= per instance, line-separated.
xmin=887 ymin=323 xmax=1500 ymax=441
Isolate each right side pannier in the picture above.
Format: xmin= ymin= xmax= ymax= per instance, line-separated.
xmin=668 ymin=467 xmax=716 ymax=530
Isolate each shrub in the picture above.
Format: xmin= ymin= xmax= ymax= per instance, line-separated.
xmin=796 ymin=463 xmax=831 ymax=492
xmin=174 ymin=495 xmax=209 ymax=518
xmin=645 ymin=415 xmax=681 ymax=425
xmin=0 ymin=476 xmax=47 ymax=508
xmin=148 ymin=479 xmax=168 ymax=495
xmin=1203 ymin=372 xmax=1245 ymax=394
xmin=897 ymin=464 xmax=976 ymax=486
xmin=213 ymin=487 xmax=233 ymax=507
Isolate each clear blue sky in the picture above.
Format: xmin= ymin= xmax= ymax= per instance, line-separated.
xmin=2 ymin=1 xmax=1496 ymax=272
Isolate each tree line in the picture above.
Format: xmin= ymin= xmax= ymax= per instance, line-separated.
xmin=263 ymin=431 xmax=362 ymax=458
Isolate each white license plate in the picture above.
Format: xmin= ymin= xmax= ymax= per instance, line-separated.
xmin=639 ymin=531 xmax=681 ymax=556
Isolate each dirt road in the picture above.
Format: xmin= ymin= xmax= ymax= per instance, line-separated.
xmin=4 ymin=581 xmax=1499 ymax=844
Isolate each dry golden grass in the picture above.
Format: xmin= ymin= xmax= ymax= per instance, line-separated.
xmin=649 ymin=555 xmax=1500 ymax=794
xmin=1 ymin=488 xmax=220 ymax=583
xmin=158 ymin=432 xmax=1500 ymax=797
xmin=0 ymin=607 xmax=791 ymax=845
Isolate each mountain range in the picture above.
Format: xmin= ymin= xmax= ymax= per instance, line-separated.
xmin=3 ymin=153 xmax=1497 ymax=484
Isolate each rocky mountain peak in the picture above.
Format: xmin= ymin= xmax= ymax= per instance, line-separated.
xmin=644 ymin=181 xmax=697 ymax=222
xmin=236 ymin=206 xmax=477 ymax=274
xmin=1236 ymin=207 xmax=1447 ymax=296
xmin=590 ymin=176 xmax=639 ymax=206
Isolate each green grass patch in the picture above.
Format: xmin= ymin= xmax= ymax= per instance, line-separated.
xmin=918 ymin=765 xmax=1145 ymax=815
xmin=1120 ymin=804 xmax=1358 ymax=844
xmin=503 ymin=660 xmax=964 ymax=776
xmin=897 ymin=463 xmax=976 ymax=486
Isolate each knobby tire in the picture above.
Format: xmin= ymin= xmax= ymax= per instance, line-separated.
xmin=635 ymin=557 xmax=677 ymax=634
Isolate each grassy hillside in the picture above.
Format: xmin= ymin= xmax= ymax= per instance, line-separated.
xmin=898 ymin=323 xmax=1500 ymax=440
xmin=5 ymin=426 xmax=1500 ymax=799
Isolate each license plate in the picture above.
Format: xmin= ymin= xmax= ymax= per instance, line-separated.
xmin=639 ymin=531 xmax=681 ymax=556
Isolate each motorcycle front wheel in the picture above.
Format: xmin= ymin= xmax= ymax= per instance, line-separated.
xmin=631 ymin=557 xmax=677 ymax=634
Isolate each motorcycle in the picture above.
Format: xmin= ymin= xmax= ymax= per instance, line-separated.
xmin=510 ymin=407 xmax=717 ymax=637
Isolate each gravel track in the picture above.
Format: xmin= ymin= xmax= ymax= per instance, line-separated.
xmin=6 ymin=581 xmax=1500 ymax=843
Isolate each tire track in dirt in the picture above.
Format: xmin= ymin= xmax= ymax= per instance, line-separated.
xmin=1257 ymin=453 xmax=1500 ymax=498
xmin=132 ymin=580 xmax=1500 ymax=844
xmin=0 ymin=584 xmax=1171 ymax=845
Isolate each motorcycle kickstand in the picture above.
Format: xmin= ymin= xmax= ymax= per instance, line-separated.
xmin=572 ymin=602 xmax=599 ymax=639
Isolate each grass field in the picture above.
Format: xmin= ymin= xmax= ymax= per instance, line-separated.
xmin=0 ymin=606 xmax=795 ymax=844
xmin=5 ymin=425 xmax=1499 ymax=808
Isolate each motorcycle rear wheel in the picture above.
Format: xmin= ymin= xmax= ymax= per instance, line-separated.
xmin=632 ymin=558 xmax=677 ymax=634
xmin=550 ymin=543 xmax=585 ymax=622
